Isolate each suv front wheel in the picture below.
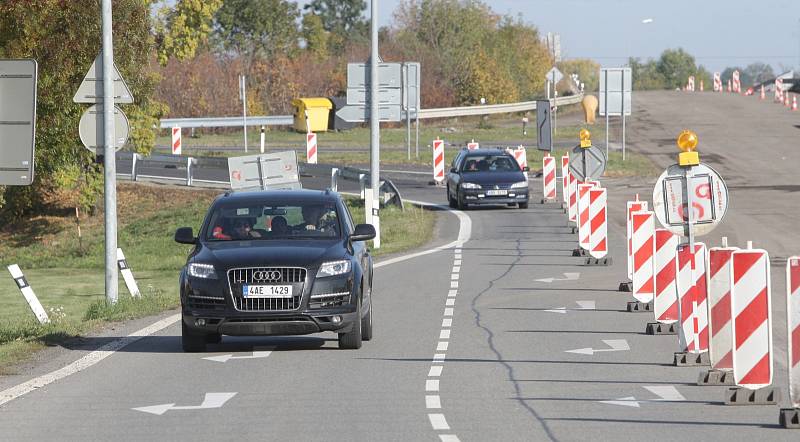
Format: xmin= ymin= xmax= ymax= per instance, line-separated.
xmin=182 ymin=319 xmax=207 ymax=352
xmin=338 ymin=297 xmax=363 ymax=349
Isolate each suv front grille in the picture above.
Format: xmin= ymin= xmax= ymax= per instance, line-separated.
xmin=227 ymin=267 xmax=306 ymax=312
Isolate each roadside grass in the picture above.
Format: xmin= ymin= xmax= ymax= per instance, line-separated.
xmin=0 ymin=183 xmax=436 ymax=371
xmin=524 ymin=148 xmax=660 ymax=178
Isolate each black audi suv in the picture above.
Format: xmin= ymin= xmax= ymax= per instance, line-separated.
xmin=445 ymin=148 xmax=530 ymax=209
xmin=174 ymin=189 xmax=376 ymax=351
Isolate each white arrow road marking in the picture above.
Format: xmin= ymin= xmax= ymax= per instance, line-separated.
xmin=545 ymin=300 xmax=596 ymax=314
xmin=133 ymin=392 xmax=237 ymax=415
xmin=598 ymin=386 xmax=686 ymax=407
xmin=202 ymin=348 xmax=272 ymax=363
xmin=535 ymin=272 xmax=580 ymax=283
xmin=565 ymin=339 xmax=630 ymax=355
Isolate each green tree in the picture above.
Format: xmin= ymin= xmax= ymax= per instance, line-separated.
xmin=153 ymin=0 xmax=223 ymax=66
xmin=0 ymin=0 xmax=165 ymax=218
xmin=213 ymin=0 xmax=301 ymax=62
xmin=628 ymin=57 xmax=666 ymax=90
xmin=304 ymin=0 xmax=367 ymax=35
xmin=302 ymin=13 xmax=329 ymax=57
xmin=743 ymin=62 xmax=774 ymax=85
xmin=558 ymin=59 xmax=600 ymax=93
xmin=656 ymin=48 xmax=697 ymax=89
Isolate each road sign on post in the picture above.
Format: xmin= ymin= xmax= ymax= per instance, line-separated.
xmin=0 ymin=59 xmax=38 ymax=186
xmin=78 ymin=104 xmax=130 ymax=154
xmin=536 ymin=100 xmax=552 ymax=152
xmin=569 ymin=130 xmax=606 ymax=181
xmin=228 ymin=151 xmax=301 ymax=191
xmin=599 ymin=67 xmax=632 ymax=160
xmin=72 ymin=52 xmax=134 ymax=104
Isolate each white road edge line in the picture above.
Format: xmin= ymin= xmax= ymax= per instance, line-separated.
xmin=0 ymin=198 xmax=471 ymax=408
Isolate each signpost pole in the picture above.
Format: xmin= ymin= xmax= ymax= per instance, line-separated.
xmin=604 ymin=71 xmax=609 ymax=158
xmin=240 ymin=75 xmax=248 ymax=153
xmin=405 ymin=64 xmax=411 ymax=161
xmin=101 ymin=0 xmax=118 ymax=305
xmin=622 ymin=69 xmax=627 ymax=161
xmin=415 ymin=113 xmax=420 ymax=159
xmin=552 ymin=70 xmax=558 ymax=135
xmin=369 ymin=0 xmax=380 ymax=248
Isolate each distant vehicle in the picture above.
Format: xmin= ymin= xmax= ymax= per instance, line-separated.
xmin=445 ymin=148 xmax=530 ymax=210
xmin=174 ymin=189 xmax=375 ymax=351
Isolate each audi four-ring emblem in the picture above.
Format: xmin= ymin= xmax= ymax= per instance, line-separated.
xmin=252 ymin=270 xmax=282 ymax=282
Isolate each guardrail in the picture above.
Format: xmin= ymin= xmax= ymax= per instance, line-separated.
xmin=158 ymin=94 xmax=584 ymax=129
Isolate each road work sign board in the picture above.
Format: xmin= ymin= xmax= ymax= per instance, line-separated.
xmin=0 ymin=59 xmax=38 ymax=186
xmin=536 ymin=100 xmax=552 ymax=151
xmin=569 ymin=145 xmax=606 ymax=181
xmin=228 ymin=151 xmax=301 ymax=191
xmin=599 ymin=67 xmax=632 ymax=116
xmin=73 ymin=52 xmax=134 ymax=104
xmin=652 ymin=163 xmax=728 ymax=237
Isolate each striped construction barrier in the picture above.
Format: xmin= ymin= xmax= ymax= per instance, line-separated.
xmin=510 ymin=146 xmax=528 ymax=172
xmin=676 ymin=243 xmax=709 ymax=353
xmin=732 ymin=70 xmax=741 ymax=93
xmin=542 ymin=154 xmax=556 ymax=202
xmin=467 ymin=139 xmax=479 ymax=150
xmin=567 ymin=172 xmax=577 ymax=222
xmin=654 ymin=228 xmax=679 ymax=324
xmin=432 ymin=138 xmax=445 ymax=183
xmin=713 ymin=72 xmax=721 ymax=92
xmin=306 ymin=132 xmax=318 ymax=164
xmin=626 ymin=198 xmax=648 ymax=281
xmin=588 ymin=187 xmax=607 ymax=259
xmin=577 ymin=183 xmax=595 ymax=250
xmin=708 ymin=242 xmax=739 ymax=371
xmin=731 ymin=247 xmax=773 ymax=389
xmin=631 ymin=211 xmax=655 ymax=304
xmin=560 ymin=155 xmax=569 ymax=206
xmin=787 ymin=257 xmax=800 ymax=408
xmin=172 ymin=126 xmax=182 ymax=155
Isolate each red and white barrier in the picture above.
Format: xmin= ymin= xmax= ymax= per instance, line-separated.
xmin=713 ymin=72 xmax=721 ymax=92
xmin=786 ymin=257 xmax=800 ymax=408
xmin=542 ymin=154 xmax=556 ymax=202
xmin=306 ymin=132 xmax=318 ymax=164
xmin=676 ymin=243 xmax=709 ymax=353
xmin=707 ymin=244 xmax=739 ymax=370
xmin=732 ymin=70 xmax=741 ymax=93
xmin=509 ymin=146 xmax=527 ymax=171
xmin=172 ymin=126 xmax=182 ymax=155
xmin=432 ymin=138 xmax=445 ymax=183
xmin=687 ymin=76 xmax=695 ymax=92
xmin=588 ymin=188 xmax=607 ymax=259
xmin=776 ymin=78 xmax=784 ymax=102
xmin=793 ymin=96 xmax=797 ymax=111
xmin=727 ymin=79 xmax=732 ymax=93
xmin=626 ymin=199 xmax=648 ymax=280
xmin=577 ymin=183 xmax=595 ymax=250
xmin=654 ymin=229 xmax=679 ymax=324
xmin=560 ymin=155 xmax=569 ymax=205
xmin=567 ymin=172 xmax=578 ymax=222
xmin=731 ymin=248 xmax=773 ymax=389
xmin=760 ymin=85 xmax=765 ymax=100
xmin=700 ymin=80 xmax=704 ymax=92
xmin=631 ymin=211 xmax=655 ymax=304
xmin=467 ymin=139 xmax=479 ymax=150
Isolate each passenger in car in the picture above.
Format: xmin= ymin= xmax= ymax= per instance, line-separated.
xmin=270 ymin=216 xmax=289 ymax=235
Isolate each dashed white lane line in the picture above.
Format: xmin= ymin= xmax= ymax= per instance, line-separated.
xmin=428 ymin=413 xmax=450 ymax=430
xmin=445 ymin=298 xmax=456 ymax=306
xmin=450 ymin=273 xmax=459 ymax=280
xmin=450 ymin=281 xmax=459 ymax=288
xmin=439 ymin=435 xmax=461 ymax=442
xmin=428 ymin=366 xmax=443 ymax=377
xmin=426 ymin=380 xmax=440 ymax=391
xmin=437 ymin=341 xmax=449 ymax=351
xmin=439 ymin=330 xmax=451 ymax=339
xmin=433 ymin=353 xmax=446 ymax=361
xmin=447 ymin=290 xmax=457 ymax=297
xmin=444 ymin=308 xmax=454 ymax=316
xmin=454 ymin=260 xmax=462 ymax=266
xmin=442 ymin=318 xmax=452 ymax=327
xmin=452 ymin=266 xmax=461 ymax=273
xmin=426 ymin=395 xmax=442 ymax=409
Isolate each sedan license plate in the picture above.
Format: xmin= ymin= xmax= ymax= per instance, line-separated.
xmin=486 ymin=189 xmax=507 ymax=196
xmin=242 ymin=285 xmax=292 ymax=298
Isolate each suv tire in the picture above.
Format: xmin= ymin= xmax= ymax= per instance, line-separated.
xmin=361 ymin=286 xmax=373 ymax=341
xmin=447 ymin=188 xmax=457 ymax=208
xmin=519 ymin=202 xmax=529 ymax=209
xmin=182 ymin=319 xmax=207 ymax=352
xmin=339 ymin=297 xmax=363 ymax=349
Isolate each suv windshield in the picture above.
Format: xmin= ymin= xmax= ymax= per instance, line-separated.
xmin=461 ymin=154 xmax=518 ymax=172
xmin=205 ymin=201 xmax=341 ymax=241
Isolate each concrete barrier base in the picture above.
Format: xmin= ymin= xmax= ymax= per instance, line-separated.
xmin=697 ymin=369 xmax=734 ymax=386
xmin=724 ymin=386 xmax=780 ymax=405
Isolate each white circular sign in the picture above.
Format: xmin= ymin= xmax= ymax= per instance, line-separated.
xmin=652 ymin=162 xmax=728 ymax=237
xmin=79 ymin=104 xmax=129 ymax=154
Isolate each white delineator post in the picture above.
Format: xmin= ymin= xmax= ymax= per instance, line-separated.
xmin=171 ymin=127 xmax=181 ymax=155
xmin=588 ymin=187 xmax=607 ymax=259
xmin=7 ymin=265 xmax=49 ymax=324
xmin=730 ymin=247 xmax=773 ymax=389
xmin=260 ymin=125 xmax=265 ymax=154
xmin=116 ymin=248 xmax=141 ymax=298
xmin=707 ymin=240 xmax=738 ymax=371
xmin=542 ymin=154 xmax=556 ymax=202
xmin=306 ymin=132 xmax=318 ymax=164
xmin=432 ymin=138 xmax=445 ymax=183
xmin=631 ymin=211 xmax=655 ymax=304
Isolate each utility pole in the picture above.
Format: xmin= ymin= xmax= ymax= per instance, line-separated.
xmin=369 ymin=0 xmax=381 ymax=247
xmin=101 ymin=0 xmax=118 ymax=305
xmin=240 ymin=74 xmax=248 ymax=152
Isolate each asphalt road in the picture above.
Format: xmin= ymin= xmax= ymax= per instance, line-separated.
xmin=1 ymin=91 xmax=798 ymax=441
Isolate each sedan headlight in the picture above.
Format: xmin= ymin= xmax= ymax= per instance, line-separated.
xmin=316 ymin=260 xmax=352 ymax=278
xmin=510 ymin=181 xmax=529 ymax=189
xmin=461 ymin=182 xmax=481 ymax=189
xmin=188 ymin=263 xmax=217 ymax=279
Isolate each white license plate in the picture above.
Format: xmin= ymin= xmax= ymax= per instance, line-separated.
xmin=487 ymin=189 xmax=507 ymax=196
xmin=242 ymin=285 xmax=293 ymax=298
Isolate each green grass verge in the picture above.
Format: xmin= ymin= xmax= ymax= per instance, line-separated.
xmin=0 ymin=184 xmax=435 ymax=371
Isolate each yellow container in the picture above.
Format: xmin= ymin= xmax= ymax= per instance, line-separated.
xmin=292 ymin=97 xmax=333 ymax=132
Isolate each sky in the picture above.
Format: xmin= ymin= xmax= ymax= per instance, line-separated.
xmin=297 ymin=0 xmax=800 ymax=73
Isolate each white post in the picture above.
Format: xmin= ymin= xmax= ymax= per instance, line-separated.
xmin=101 ymin=0 xmax=118 ymax=305
xmin=369 ymin=0 xmax=381 ymax=248
xmin=240 ymin=75 xmax=248 ymax=152
xmin=260 ymin=125 xmax=265 ymax=154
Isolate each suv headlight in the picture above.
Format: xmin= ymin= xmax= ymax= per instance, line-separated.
xmin=316 ymin=260 xmax=352 ymax=278
xmin=188 ymin=263 xmax=217 ymax=279
xmin=510 ymin=181 xmax=528 ymax=189
xmin=461 ymin=182 xmax=481 ymax=189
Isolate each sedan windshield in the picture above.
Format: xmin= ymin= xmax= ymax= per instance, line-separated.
xmin=461 ymin=155 xmax=518 ymax=172
xmin=205 ymin=201 xmax=341 ymax=241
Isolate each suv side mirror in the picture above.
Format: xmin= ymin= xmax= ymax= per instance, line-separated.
xmin=450 ymin=167 xmax=457 ymax=173
xmin=175 ymin=227 xmax=196 ymax=244
xmin=350 ymin=224 xmax=376 ymax=242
